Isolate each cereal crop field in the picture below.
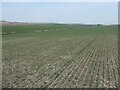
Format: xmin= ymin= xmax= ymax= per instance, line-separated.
xmin=2 ymin=24 xmax=119 ymax=88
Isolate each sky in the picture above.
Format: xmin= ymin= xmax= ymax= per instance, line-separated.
xmin=1 ymin=2 xmax=118 ymax=24
xmin=1 ymin=0 xmax=119 ymax=2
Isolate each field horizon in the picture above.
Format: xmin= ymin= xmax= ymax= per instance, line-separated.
xmin=0 ymin=21 xmax=118 ymax=26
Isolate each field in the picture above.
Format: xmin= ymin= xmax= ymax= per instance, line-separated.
xmin=2 ymin=24 xmax=119 ymax=88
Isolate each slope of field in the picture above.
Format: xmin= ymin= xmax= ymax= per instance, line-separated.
xmin=2 ymin=24 xmax=119 ymax=88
